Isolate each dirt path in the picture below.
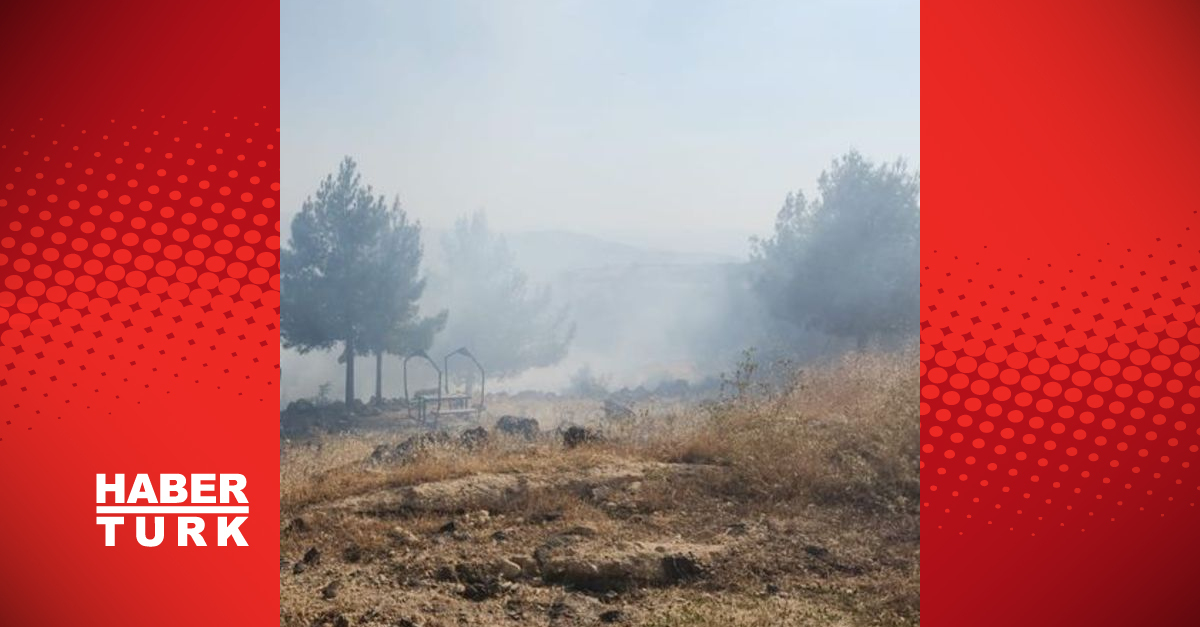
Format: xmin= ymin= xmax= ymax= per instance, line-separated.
xmin=281 ymin=448 xmax=917 ymax=627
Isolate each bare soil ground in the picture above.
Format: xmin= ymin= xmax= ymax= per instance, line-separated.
xmin=280 ymin=354 xmax=919 ymax=627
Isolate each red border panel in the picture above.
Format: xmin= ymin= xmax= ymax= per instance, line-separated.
xmin=924 ymin=1 xmax=1200 ymax=624
xmin=0 ymin=2 xmax=280 ymax=625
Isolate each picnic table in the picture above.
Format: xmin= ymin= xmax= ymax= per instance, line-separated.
xmin=413 ymin=392 xmax=481 ymax=425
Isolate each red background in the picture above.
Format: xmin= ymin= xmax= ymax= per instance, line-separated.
xmin=0 ymin=1 xmax=280 ymax=625
xmin=10 ymin=0 xmax=1200 ymax=624
xmin=924 ymin=1 xmax=1200 ymax=624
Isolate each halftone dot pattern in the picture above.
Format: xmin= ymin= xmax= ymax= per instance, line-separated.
xmin=921 ymin=228 xmax=1200 ymax=535
xmin=0 ymin=108 xmax=280 ymax=444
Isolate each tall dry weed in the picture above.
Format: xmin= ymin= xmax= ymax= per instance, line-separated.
xmin=280 ymin=350 xmax=918 ymax=514
xmin=669 ymin=350 xmax=918 ymax=511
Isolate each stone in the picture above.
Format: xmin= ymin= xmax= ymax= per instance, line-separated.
xmin=495 ymin=415 xmax=540 ymax=441
xmin=464 ymin=509 xmax=490 ymax=526
xmin=388 ymin=526 xmax=420 ymax=546
xmin=540 ymin=544 xmax=717 ymax=592
xmin=511 ymin=555 xmax=541 ymax=578
xmin=459 ymin=426 xmax=490 ymax=450
xmin=562 ymin=425 xmax=603 ymax=449
xmin=461 ymin=579 xmax=504 ymax=602
xmin=495 ymin=558 xmax=523 ymax=580
xmin=368 ymin=432 xmax=451 ymax=465
xmin=302 ymin=547 xmax=321 ymax=565
xmin=564 ymin=525 xmax=598 ymax=538
xmin=803 ymin=544 xmax=830 ymax=559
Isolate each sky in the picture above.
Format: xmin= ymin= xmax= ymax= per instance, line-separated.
xmin=281 ymin=0 xmax=919 ymax=257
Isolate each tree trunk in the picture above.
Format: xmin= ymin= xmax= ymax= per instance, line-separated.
xmin=374 ymin=350 xmax=384 ymax=405
xmin=344 ymin=338 xmax=356 ymax=410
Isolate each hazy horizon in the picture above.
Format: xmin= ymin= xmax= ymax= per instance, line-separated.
xmin=282 ymin=0 xmax=919 ymax=257
xmin=280 ymin=0 xmax=920 ymax=401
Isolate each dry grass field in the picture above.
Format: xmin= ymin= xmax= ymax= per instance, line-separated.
xmin=279 ymin=353 xmax=919 ymax=627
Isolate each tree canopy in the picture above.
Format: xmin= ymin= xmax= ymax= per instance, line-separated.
xmin=281 ymin=157 xmax=443 ymax=407
xmin=752 ymin=150 xmax=919 ymax=349
xmin=425 ymin=211 xmax=574 ymax=380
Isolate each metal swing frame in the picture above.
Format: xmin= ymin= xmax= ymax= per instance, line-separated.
xmin=403 ymin=348 xmax=484 ymax=426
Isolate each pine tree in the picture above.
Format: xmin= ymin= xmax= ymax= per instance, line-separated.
xmin=425 ymin=211 xmax=574 ymax=380
xmin=281 ymin=157 xmax=442 ymax=408
xmin=753 ymin=151 xmax=919 ymax=349
xmin=360 ymin=199 xmax=447 ymax=402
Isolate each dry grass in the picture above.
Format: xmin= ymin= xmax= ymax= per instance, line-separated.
xmin=666 ymin=351 xmax=919 ymax=511
xmin=638 ymin=592 xmax=855 ymax=627
xmin=282 ymin=436 xmax=641 ymax=512
xmin=280 ymin=350 xmax=919 ymax=627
